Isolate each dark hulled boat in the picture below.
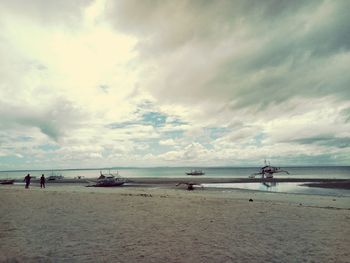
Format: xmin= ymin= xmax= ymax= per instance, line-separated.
xmin=186 ymin=170 xmax=205 ymax=176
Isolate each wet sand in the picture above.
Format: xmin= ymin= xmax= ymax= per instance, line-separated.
xmin=0 ymin=183 xmax=349 ymax=263
xmin=302 ymin=180 xmax=350 ymax=190
xmin=13 ymin=176 xmax=350 ymax=187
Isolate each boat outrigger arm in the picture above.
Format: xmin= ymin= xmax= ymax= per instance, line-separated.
xmin=250 ymin=161 xmax=289 ymax=179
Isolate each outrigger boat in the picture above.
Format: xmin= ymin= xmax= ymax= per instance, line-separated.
xmin=186 ymin=170 xmax=205 ymax=176
xmin=0 ymin=179 xmax=14 ymax=185
xmin=47 ymin=171 xmax=64 ymax=181
xmin=250 ymin=160 xmax=289 ymax=179
xmin=87 ymin=170 xmax=125 ymax=187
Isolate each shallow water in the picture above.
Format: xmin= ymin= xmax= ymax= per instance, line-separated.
xmin=202 ymin=182 xmax=350 ymax=197
xmin=7 ymin=180 xmax=350 ymax=197
xmin=1 ymin=166 xmax=349 ymax=180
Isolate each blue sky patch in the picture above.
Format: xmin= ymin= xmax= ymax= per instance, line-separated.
xmin=204 ymin=127 xmax=230 ymax=139
xmin=38 ymin=144 xmax=60 ymax=152
xmin=141 ymin=112 xmax=167 ymax=127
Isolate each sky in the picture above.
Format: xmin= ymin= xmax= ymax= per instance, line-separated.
xmin=0 ymin=0 xmax=350 ymax=170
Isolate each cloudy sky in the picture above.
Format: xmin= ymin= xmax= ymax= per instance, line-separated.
xmin=0 ymin=0 xmax=349 ymax=170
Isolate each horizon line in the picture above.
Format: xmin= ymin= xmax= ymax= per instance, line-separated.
xmin=1 ymin=164 xmax=349 ymax=172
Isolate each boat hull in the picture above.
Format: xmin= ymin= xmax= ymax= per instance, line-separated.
xmin=0 ymin=180 xmax=14 ymax=185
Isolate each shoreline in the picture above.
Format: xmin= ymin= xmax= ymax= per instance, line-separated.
xmin=8 ymin=177 xmax=350 ymax=190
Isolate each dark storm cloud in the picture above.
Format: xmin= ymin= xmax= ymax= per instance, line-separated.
xmin=294 ymin=136 xmax=350 ymax=149
xmin=106 ymin=0 xmax=317 ymax=52
xmin=105 ymin=0 xmax=350 ymax=109
xmin=107 ymin=0 xmax=350 ymax=58
xmin=341 ymin=107 xmax=350 ymax=123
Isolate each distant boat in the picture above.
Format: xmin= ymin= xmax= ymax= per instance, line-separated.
xmin=0 ymin=179 xmax=14 ymax=185
xmin=89 ymin=170 xmax=125 ymax=187
xmin=47 ymin=175 xmax=64 ymax=181
xmin=186 ymin=170 xmax=205 ymax=176
xmin=47 ymin=171 xmax=64 ymax=181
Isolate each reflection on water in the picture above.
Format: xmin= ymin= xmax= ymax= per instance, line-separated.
xmin=202 ymin=182 xmax=350 ymax=197
xmin=261 ymin=181 xmax=277 ymax=188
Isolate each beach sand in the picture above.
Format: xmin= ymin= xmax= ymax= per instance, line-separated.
xmin=0 ymin=183 xmax=349 ymax=263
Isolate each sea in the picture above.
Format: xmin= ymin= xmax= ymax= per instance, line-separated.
xmin=1 ymin=166 xmax=349 ymax=180
xmin=1 ymin=166 xmax=349 ymax=196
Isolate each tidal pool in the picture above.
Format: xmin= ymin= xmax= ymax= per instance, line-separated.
xmin=202 ymin=182 xmax=350 ymax=197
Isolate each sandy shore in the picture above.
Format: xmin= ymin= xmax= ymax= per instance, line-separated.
xmin=1 ymin=184 xmax=349 ymax=263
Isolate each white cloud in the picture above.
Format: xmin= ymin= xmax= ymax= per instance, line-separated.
xmin=0 ymin=0 xmax=349 ymax=169
xmin=159 ymin=139 xmax=176 ymax=146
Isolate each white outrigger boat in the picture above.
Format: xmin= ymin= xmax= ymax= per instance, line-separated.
xmin=47 ymin=171 xmax=64 ymax=181
xmin=249 ymin=160 xmax=289 ymax=179
xmin=88 ymin=170 xmax=125 ymax=187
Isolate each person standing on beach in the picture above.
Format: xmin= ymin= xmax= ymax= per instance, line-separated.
xmin=24 ymin=174 xmax=31 ymax=189
xmin=40 ymin=174 xmax=46 ymax=188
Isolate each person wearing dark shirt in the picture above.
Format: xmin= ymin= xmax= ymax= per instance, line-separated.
xmin=40 ymin=174 xmax=46 ymax=188
xmin=24 ymin=174 xmax=31 ymax=189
